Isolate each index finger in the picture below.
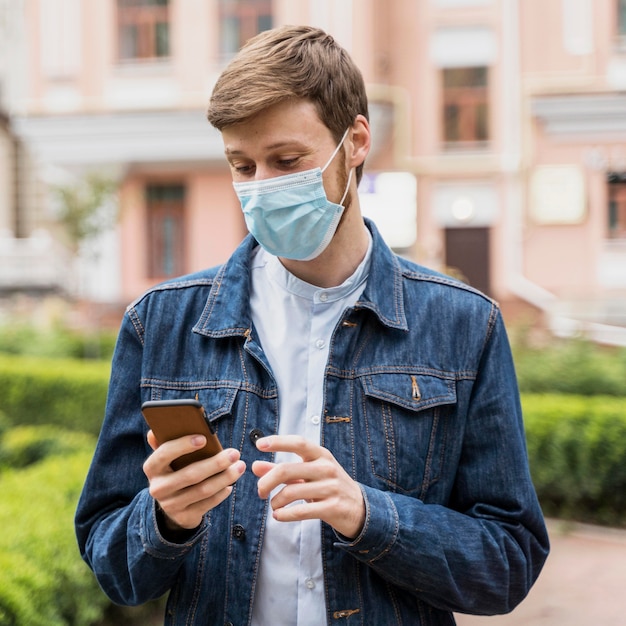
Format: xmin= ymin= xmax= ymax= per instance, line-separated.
xmin=256 ymin=435 xmax=324 ymax=462
xmin=144 ymin=433 xmax=207 ymax=474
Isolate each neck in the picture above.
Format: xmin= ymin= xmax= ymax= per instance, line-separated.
xmin=279 ymin=210 xmax=370 ymax=288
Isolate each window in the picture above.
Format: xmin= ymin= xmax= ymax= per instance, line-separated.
xmin=117 ymin=0 xmax=170 ymax=61
xmin=146 ymin=184 xmax=185 ymax=278
xmin=442 ymin=66 xmax=489 ymax=146
xmin=219 ymin=0 xmax=273 ymax=57
xmin=619 ymin=0 xmax=626 ymax=35
xmin=608 ymin=174 xmax=626 ymax=239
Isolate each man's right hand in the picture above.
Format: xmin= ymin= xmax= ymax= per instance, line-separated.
xmin=143 ymin=430 xmax=246 ymax=533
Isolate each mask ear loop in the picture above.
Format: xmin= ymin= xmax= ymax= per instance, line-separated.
xmin=321 ymin=127 xmax=353 ymax=207
xmin=338 ymin=169 xmax=353 ymax=207
xmin=321 ymin=128 xmax=351 ymax=173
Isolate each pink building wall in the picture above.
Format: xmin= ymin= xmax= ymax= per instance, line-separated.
xmin=10 ymin=0 xmax=626 ymax=337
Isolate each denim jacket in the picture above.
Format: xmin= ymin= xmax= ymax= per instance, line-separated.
xmin=75 ymin=219 xmax=549 ymax=626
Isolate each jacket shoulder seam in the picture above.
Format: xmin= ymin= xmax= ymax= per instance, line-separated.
xmin=401 ymin=267 xmax=499 ymax=307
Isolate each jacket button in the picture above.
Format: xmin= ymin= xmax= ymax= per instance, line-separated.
xmin=249 ymin=428 xmax=264 ymax=445
xmin=232 ymin=524 xmax=246 ymax=540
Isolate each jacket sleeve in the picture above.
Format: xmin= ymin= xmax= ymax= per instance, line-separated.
xmin=74 ymin=309 xmax=209 ymax=606
xmin=336 ymin=309 xmax=550 ymax=615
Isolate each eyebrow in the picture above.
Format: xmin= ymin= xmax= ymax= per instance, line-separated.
xmin=224 ymin=140 xmax=309 ymax=157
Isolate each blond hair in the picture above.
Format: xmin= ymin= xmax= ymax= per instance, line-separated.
xmin=207 ymin=25 xmax=369 ymax=181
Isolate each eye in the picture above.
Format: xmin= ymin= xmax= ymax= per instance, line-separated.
xmin=276 ymin=157 xmax=300 ymax=170
xmin=230 ymin=162 xmax=255 ymax=176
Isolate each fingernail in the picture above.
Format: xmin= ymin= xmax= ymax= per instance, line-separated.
xmin=256 ymin=437 xmax=270 ymax=450
xmin=191 ymin=435 xmax=206 ymax=447
xmin=228 ymin=449 xmax=240 ymax=462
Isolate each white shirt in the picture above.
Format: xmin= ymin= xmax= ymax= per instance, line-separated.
xmin=249 ymin=237 xmax=372 ymax=626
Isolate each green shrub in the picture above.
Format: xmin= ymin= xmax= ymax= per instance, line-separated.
xmin=514 ymin=338 xmax=626 ymax=396
xmin=523 ymin=393 xmax=626 ymax=527
xmin=0 ymin=409 xmax=9 ymax=439
xmin=0 ymin=443 xmax=110 ymax=625
xmin=0 ymin=425 xmax=96 ymax=470
xmin=0 ymin=355 xmax=109 ymax=436
xmin=0 ymin=323 xmax=117 ymax=361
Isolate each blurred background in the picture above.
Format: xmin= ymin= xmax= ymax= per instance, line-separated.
xmin=1 ymin=0 xmax=625 ymax=342
xmin=0 ymin=1 xmax=625 ymax=625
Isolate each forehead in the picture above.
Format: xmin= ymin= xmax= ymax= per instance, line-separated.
xmin=221 ymin=99 xmax=334 ymax=155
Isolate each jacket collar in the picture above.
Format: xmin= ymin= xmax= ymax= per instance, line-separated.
xmin=193 ymin=218 xmax=408 ymax=337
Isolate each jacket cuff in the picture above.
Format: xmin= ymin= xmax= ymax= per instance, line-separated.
xmin=334 ymin=483 xmax=400 ymax=561
xmin=139 ymin=491 xmax=209 ymax=557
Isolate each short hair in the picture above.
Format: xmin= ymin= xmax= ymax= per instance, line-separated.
xmin=207 ymin=25 xmax=369 ymax=181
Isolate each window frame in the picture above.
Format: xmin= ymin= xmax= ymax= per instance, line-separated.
xmin=617 ymin=0 xmax=626 ymax=50
xmin=218 ymin=0 xmax=273 ymax=58
xmin=117 ymin=0 xmax=171 ymax=62
xmin=145 ymin=183 xmax=186 ymax=280
xmin=441 ymin=66 xmax=490 ymax=150
xmin=608 ymin=174 xmax=626 ymax=240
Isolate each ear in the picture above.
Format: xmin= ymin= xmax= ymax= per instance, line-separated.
xmin=347 ymin=114 xmax=371 ymax=168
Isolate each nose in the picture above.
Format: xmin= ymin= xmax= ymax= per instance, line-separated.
xmin=253 ymin=165 xmax=275 ymax=181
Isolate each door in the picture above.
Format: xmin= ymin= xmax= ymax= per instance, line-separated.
xmin=444 ymin=227 xmax=491 ymax=296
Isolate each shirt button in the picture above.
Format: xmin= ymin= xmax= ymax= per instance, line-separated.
xmin=315 ymin=339 xmax=325 ymax=349
xmin=319 ymin=292 xmax=329 ymax=302
xmin=305 ymin=578 xmax=316 ymax=589
xmin=311 ymin=415 xmax=320 ymax=425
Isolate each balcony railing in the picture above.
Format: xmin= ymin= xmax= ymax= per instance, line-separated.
xmin=0 ymin=231 xmax=72 ymax=293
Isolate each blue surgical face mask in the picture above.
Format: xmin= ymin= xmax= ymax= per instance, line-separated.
xmin=232 ymin=128 xmax=352 ymax=261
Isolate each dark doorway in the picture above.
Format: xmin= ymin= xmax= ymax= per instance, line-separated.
xmin=444 ymin=227 xmax=491 ymax=296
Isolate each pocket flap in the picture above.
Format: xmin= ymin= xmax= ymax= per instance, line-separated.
xmin=361 ymin=372 xmax=456 ymax=412
xmin=203 ymin=386 xmax=238 ymax=424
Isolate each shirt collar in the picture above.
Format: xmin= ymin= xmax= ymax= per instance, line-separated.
xmin=257 ymin=229 xmax=372 ymax=303
xmin=193 ymin=218 xmax=408 ymax=337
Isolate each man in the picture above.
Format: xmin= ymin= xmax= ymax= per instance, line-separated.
xmin=76 ymin=25 xmax=549 ymax=626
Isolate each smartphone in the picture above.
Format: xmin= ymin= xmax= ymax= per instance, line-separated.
xmin=141 ymin=399 xmax=223 ymax=471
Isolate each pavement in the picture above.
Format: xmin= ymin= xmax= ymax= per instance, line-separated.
xmin=455 ymin=519 xmax=626 ymax=625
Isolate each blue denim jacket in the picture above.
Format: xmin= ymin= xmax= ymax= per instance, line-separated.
xmin=75 ymin=219 xmax=549 ymax=626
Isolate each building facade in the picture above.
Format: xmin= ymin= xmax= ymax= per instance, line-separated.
xmin=4 ymin=0 xmax=626 ymax=342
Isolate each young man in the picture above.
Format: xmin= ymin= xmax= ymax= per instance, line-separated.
xmin=76 ymin=25 xmax=549 ymax=626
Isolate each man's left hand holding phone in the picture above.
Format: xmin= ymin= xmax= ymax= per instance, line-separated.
xmin=141 ymin=399 xmax=246 ymax=540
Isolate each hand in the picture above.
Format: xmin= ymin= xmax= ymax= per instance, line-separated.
xmin=251 ymin=435 xmax=365 ymax=539
xmin=143 ymin=430 xmax=246 ymax=531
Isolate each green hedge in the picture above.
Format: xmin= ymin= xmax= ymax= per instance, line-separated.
xmin=523 ymin=393 xmax=626 ymax=527
xmin=0 ymin=432 xmax=109 ymax=626
xmin=0 ymin=323 xmax=117 ymax=361
xmin=514 ymin=338 xmax=626 ymax=396
xmin=0 ymin=425 xmax=96 ymax=470
xmin=0 ymin=355 xmax=109 ymax=436
xmin=0 ymin=426 xmax=166 ymax=626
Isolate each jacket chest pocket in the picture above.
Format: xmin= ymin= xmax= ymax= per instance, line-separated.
xmin=360 ymin=372 xmax=457 ymax=497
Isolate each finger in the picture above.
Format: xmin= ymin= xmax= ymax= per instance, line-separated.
xmin=269 ymin=478 xmax=366 ymax=538
xmin=256 ymin=435 xmax=325 ymax=462
xmin=271 ymin=499 xmax=325 ymax=524
xmin=147 ymin=448 xmax=242 ymax=494
xmin=159 ymin=485 xmax=234 ymax=530
xmin=174 ymin=450 xmax=243 ymax=489
xmin=251 ymin=460 xmax=276 ymax=478
xmin=147 ymin=430 xmax=159 ymax=451
xmin=269 ymin=480 xmax=328 ymax=510
xmin=255 ymin=457 xmax=333 ymax=499
xmin=143 ymin=434 xmax=208 ymax=476
xmin=166 ymin=459 xmax=245 ymax=507
xmin=152 ymin=460 xmax=246 ymax=528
